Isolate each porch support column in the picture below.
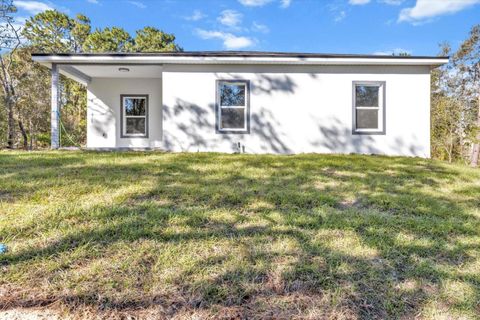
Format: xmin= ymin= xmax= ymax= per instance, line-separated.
xmin=51 ymin=63 xmax=60 ymax=149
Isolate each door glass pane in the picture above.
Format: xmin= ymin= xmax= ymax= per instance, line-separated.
xmin=221 ymin=108 xmax=245 ymax=129
xmin=356 ymin=85 xmax=379 ymax=107
xmin=126 ymin=118 xmax=146 ymax=134
xmin=356 ymin=109 xmax=378 ymax=129
xmin=124 ymin=98 xmax=146 ymax=116
xmin=220 ymin=83 xmax=245 ymax=106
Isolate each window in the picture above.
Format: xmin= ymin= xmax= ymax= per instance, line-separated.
xmin=216 ymin=80 xmax=250 ymax=133
xmin=353 ymin=81 xmax=385 ymax=134
xmin=121 ymin=95 xmax=148 ymax=138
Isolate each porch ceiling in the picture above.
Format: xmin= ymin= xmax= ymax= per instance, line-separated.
xmin=72 ymin=64 xmax=163 ymax=78
xmin=56 ymin=64 xmax=162 ymax=85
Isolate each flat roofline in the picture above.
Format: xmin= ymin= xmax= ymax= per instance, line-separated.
xmin=32 ymin=50 xmax=448 ymax=60
xmin=32 ymin=51 xmax=449 ymax=68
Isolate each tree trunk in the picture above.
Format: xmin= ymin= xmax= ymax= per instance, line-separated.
xmin=18 ymin=120 xmax=28 ymax=150
xmin=471 ymin=96 xmax=480 ymax=167
xmin=6 ymin=98 xmax=14 ymax=149
xmin=29 ymin=120 xmax=33 ymax=150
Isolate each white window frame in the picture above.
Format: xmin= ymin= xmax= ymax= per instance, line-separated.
xmin=352 ymin=81 xmax=386 ymax=135
xmin=216 ymin=80 xmax=250 ymax=134
xmin=121 ymin=95 xmax=148 ymax=138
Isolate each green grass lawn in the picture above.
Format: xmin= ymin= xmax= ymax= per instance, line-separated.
xmin=0 ymin=151 xmax=479 ymax=319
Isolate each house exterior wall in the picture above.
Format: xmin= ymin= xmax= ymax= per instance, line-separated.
xmin=87 ymin=64 xmax=431 ymax=157
xmin=161 ymin=64 xmax=431 ymax=157
xmin=87 ymin=78 xmax=163 ymax=149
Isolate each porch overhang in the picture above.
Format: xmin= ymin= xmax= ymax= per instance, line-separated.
xmin=37 ymin=63 xmax=164 ymax=86
xmin=33 ymin=51 xmax=448 ymax=87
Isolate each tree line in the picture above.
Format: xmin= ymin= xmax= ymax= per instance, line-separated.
xmin=0 ymin=0 xmax=180 ymax=149
xmin=0 ymin=0 xmax=479 ymax=166
xmin=431 ymin=25 xmax=480 ymax=166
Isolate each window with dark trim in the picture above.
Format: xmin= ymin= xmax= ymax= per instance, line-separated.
xmin=121 ymin=95 xmax=148 ymax=138
xmin=352 ymin=81 xmax=385 ymax=134
xmin=216 ymin=80 xmax=250 ymax=133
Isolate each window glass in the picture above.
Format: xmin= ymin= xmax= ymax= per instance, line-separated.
xmin=124 ymin=98 xmax=146 ymax=116
xmin=220 ymin=83 xmax=246 ymax=106
xmin=126 ymin=118 xmax=146 ymax=134
xmin=355 ymin=86 xmax=379 ymax=107
xmin=221 ymin=108 xmax=245 ymax=129
xmin=356 ymin=109 xmax=378 ymax=129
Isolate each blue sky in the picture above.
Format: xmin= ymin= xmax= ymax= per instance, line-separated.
xmin=12 ymin=0 xmax=480 ymax=56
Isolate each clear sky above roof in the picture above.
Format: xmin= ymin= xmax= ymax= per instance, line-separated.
xmin=12 ymin=0 xmax=480 ymax=56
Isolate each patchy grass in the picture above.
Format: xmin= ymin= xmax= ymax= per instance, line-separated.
xmin=0 ymin=151 xmax=479 ymax=319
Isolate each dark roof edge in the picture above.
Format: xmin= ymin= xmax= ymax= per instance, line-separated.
xmin=31 ymin=51 xmax=449 ymax=60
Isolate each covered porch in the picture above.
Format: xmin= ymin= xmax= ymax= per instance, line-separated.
xmin=36 ymin=61 xmax=163 ymax=149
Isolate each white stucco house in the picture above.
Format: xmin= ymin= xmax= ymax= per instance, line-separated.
xmin=32 ymin=51 xmax=448 ymax=157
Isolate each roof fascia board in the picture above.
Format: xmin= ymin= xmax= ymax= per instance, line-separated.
xmin=32 ymin=55 xmax=449 ymax=66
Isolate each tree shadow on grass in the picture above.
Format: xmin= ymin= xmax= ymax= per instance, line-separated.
xmin=1 ymin=153 xmax=479 ymax=319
